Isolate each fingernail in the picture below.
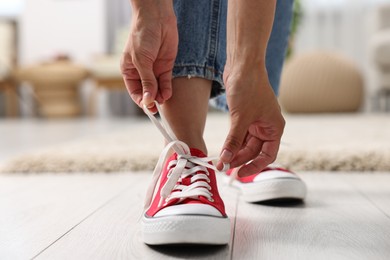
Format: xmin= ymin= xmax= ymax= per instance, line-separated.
xmin=143 ymin=92 xmax=151 ymax=100
xmin=216 ymin=162 xmax=222 ymax=171
xmin=220 ymin=149 xmax=233 ymax=162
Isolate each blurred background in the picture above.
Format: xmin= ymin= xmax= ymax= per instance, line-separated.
xmin=0 ymin=0 xmax=135 ymax=118
xmin=1 ymin=0 xmax=390 ymax=118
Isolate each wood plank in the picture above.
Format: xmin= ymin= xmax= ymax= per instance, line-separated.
xmin=36 ymin=174 xmax=239 ymax=260
xmin=0 ymin=173 xmax=137 ymax=260
xmin=232 ymin=173 xmax=390 ymax=260
xmin=345 ymin=173 xmax=390 ymax=218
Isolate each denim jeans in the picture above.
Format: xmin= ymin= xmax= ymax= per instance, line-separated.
xmin=173 ymin=0 xmax=294 ymax=111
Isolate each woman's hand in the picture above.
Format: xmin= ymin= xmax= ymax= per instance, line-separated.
xmin=217 ymin=0 xmax=280 ymax=176
xmin=218 ymin=64 xmax=285 ymax=177
xmin=121 ymin=1 xmax=178 ymax=113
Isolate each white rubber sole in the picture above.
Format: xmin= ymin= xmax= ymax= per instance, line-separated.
xmin=142 ymin=214 xmax=231 ymax=245
xmin=226 ymin=177 xmax=307 ymax=203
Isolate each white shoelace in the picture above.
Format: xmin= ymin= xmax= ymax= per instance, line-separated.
xmin=143 ymin=102 xmax=229 ymax=209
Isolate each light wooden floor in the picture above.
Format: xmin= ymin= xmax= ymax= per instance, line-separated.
xmin=0 ymin=118 xmax=139 ymax=163
xmin=1 ymin=172 xmax=389 ymax=260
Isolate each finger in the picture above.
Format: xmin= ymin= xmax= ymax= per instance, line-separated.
xmin=141 ymin=90 xmax=156 ymax=112
xmin=133 ymin=58 xmax=158 ymax=109
xmin=125 ymin=80 xmax=143 ymax=106
xmin=237 ymin=140 xmax=280 ymax=177
xmin=141 ymin=98 xmax=158 ymax=114
xmin=230 ymin=136 xmax=263 ymax=168
xmin=217 ymin=119 xmax=249 ymax=170
xmin=154 ymin=70 xmax=173 ymax=104
xmin=155 ymin=92 xmax=164 ymax=105
xmin=158 ymin=71 xmax=173 ymax=102
xmin=243 ymin=132 xmax=251 ymax=148
xmin=121 ymin=54 xmax=143 ymax=106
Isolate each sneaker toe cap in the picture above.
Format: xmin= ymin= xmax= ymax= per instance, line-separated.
xmin=253 ymin=170 xmax=301 ymax=182
xmin=154 ymin=203 xmax=223 ymax=217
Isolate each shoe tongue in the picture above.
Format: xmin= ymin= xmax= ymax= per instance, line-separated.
xmin=170 ymin=148 xmax=207 ymax=160
xmin=189 ymin=148 xmax=207 ymax=158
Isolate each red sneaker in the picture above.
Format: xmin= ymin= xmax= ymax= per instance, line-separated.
xmin=143 ymin=147 xmax=230 ymax=245
xmin=142 ymin=102 xmax=230 ymax=245
xmin=226 ymin=165 xmax=307 ymax=203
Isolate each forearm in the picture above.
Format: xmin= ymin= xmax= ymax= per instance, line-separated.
xmin=226 ymin=0 xmax=276 ymax=68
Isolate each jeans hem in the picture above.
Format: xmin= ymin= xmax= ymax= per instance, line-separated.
xmin=172 ymin=64 xmax=225 ymax=98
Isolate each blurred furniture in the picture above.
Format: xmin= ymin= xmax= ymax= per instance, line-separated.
xmin=88 ymin=27 xmax=126 ymax=116
xmin=88 ymin=28 xmax=142 ymax=117
xmin=88 ymin=55 xmax=125 ymax=116
xmin=371 ymin=3 xmax=390 ymax=111
xmin=0 ymin=76 xmax=19 ymax=117
xmin=18 ymin=60 xmax=88 ymax=118
xmin=0 ymin=19 xmax=19 ymax=117
xmin=279 ymin=52 xmax=363 ymax=113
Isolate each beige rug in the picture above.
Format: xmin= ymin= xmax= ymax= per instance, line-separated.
xmin=1 ymin=113 xmax=390 ymax=173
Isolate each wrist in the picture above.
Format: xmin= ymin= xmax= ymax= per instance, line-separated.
xmin=224 ymin=62 xmax=270 ymax=93
xmin=225 ymin=56 xmax=267 ymax=75
xmin=226 ymin=55 xmax=266 ymax=71
xmin=131 ymin=0 xmax=175 ymax=19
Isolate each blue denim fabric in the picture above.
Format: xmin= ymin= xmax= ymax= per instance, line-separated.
xmin=173 ymin=0 xmax=227 ymax=98
xmin=173 ymin=0 xmax=294 ymax=111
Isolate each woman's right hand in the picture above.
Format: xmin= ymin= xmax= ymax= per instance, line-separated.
xmin=121 ymin=0 xmax=178 ymax=113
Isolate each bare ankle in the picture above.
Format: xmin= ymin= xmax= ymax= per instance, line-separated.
xmin=165 ymin=137 xmax=207 ymax=155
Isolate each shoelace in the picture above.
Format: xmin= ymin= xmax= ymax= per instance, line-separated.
xmin=143 ymin=101 xmax=229 ymax=209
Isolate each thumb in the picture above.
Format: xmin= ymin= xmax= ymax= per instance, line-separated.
xmin=137 ymin=66 xmax=158 ymax=109
xmin=218 ymin=119 xmax=248 ymax=169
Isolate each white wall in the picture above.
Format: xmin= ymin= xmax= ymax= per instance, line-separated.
xmin=0 ymin=0 xmax=24 ymax=18
xmin=294 ymin=0 xmax=390 ymax=111
xmin=19 ymin=0 xmax=107 ymax=65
